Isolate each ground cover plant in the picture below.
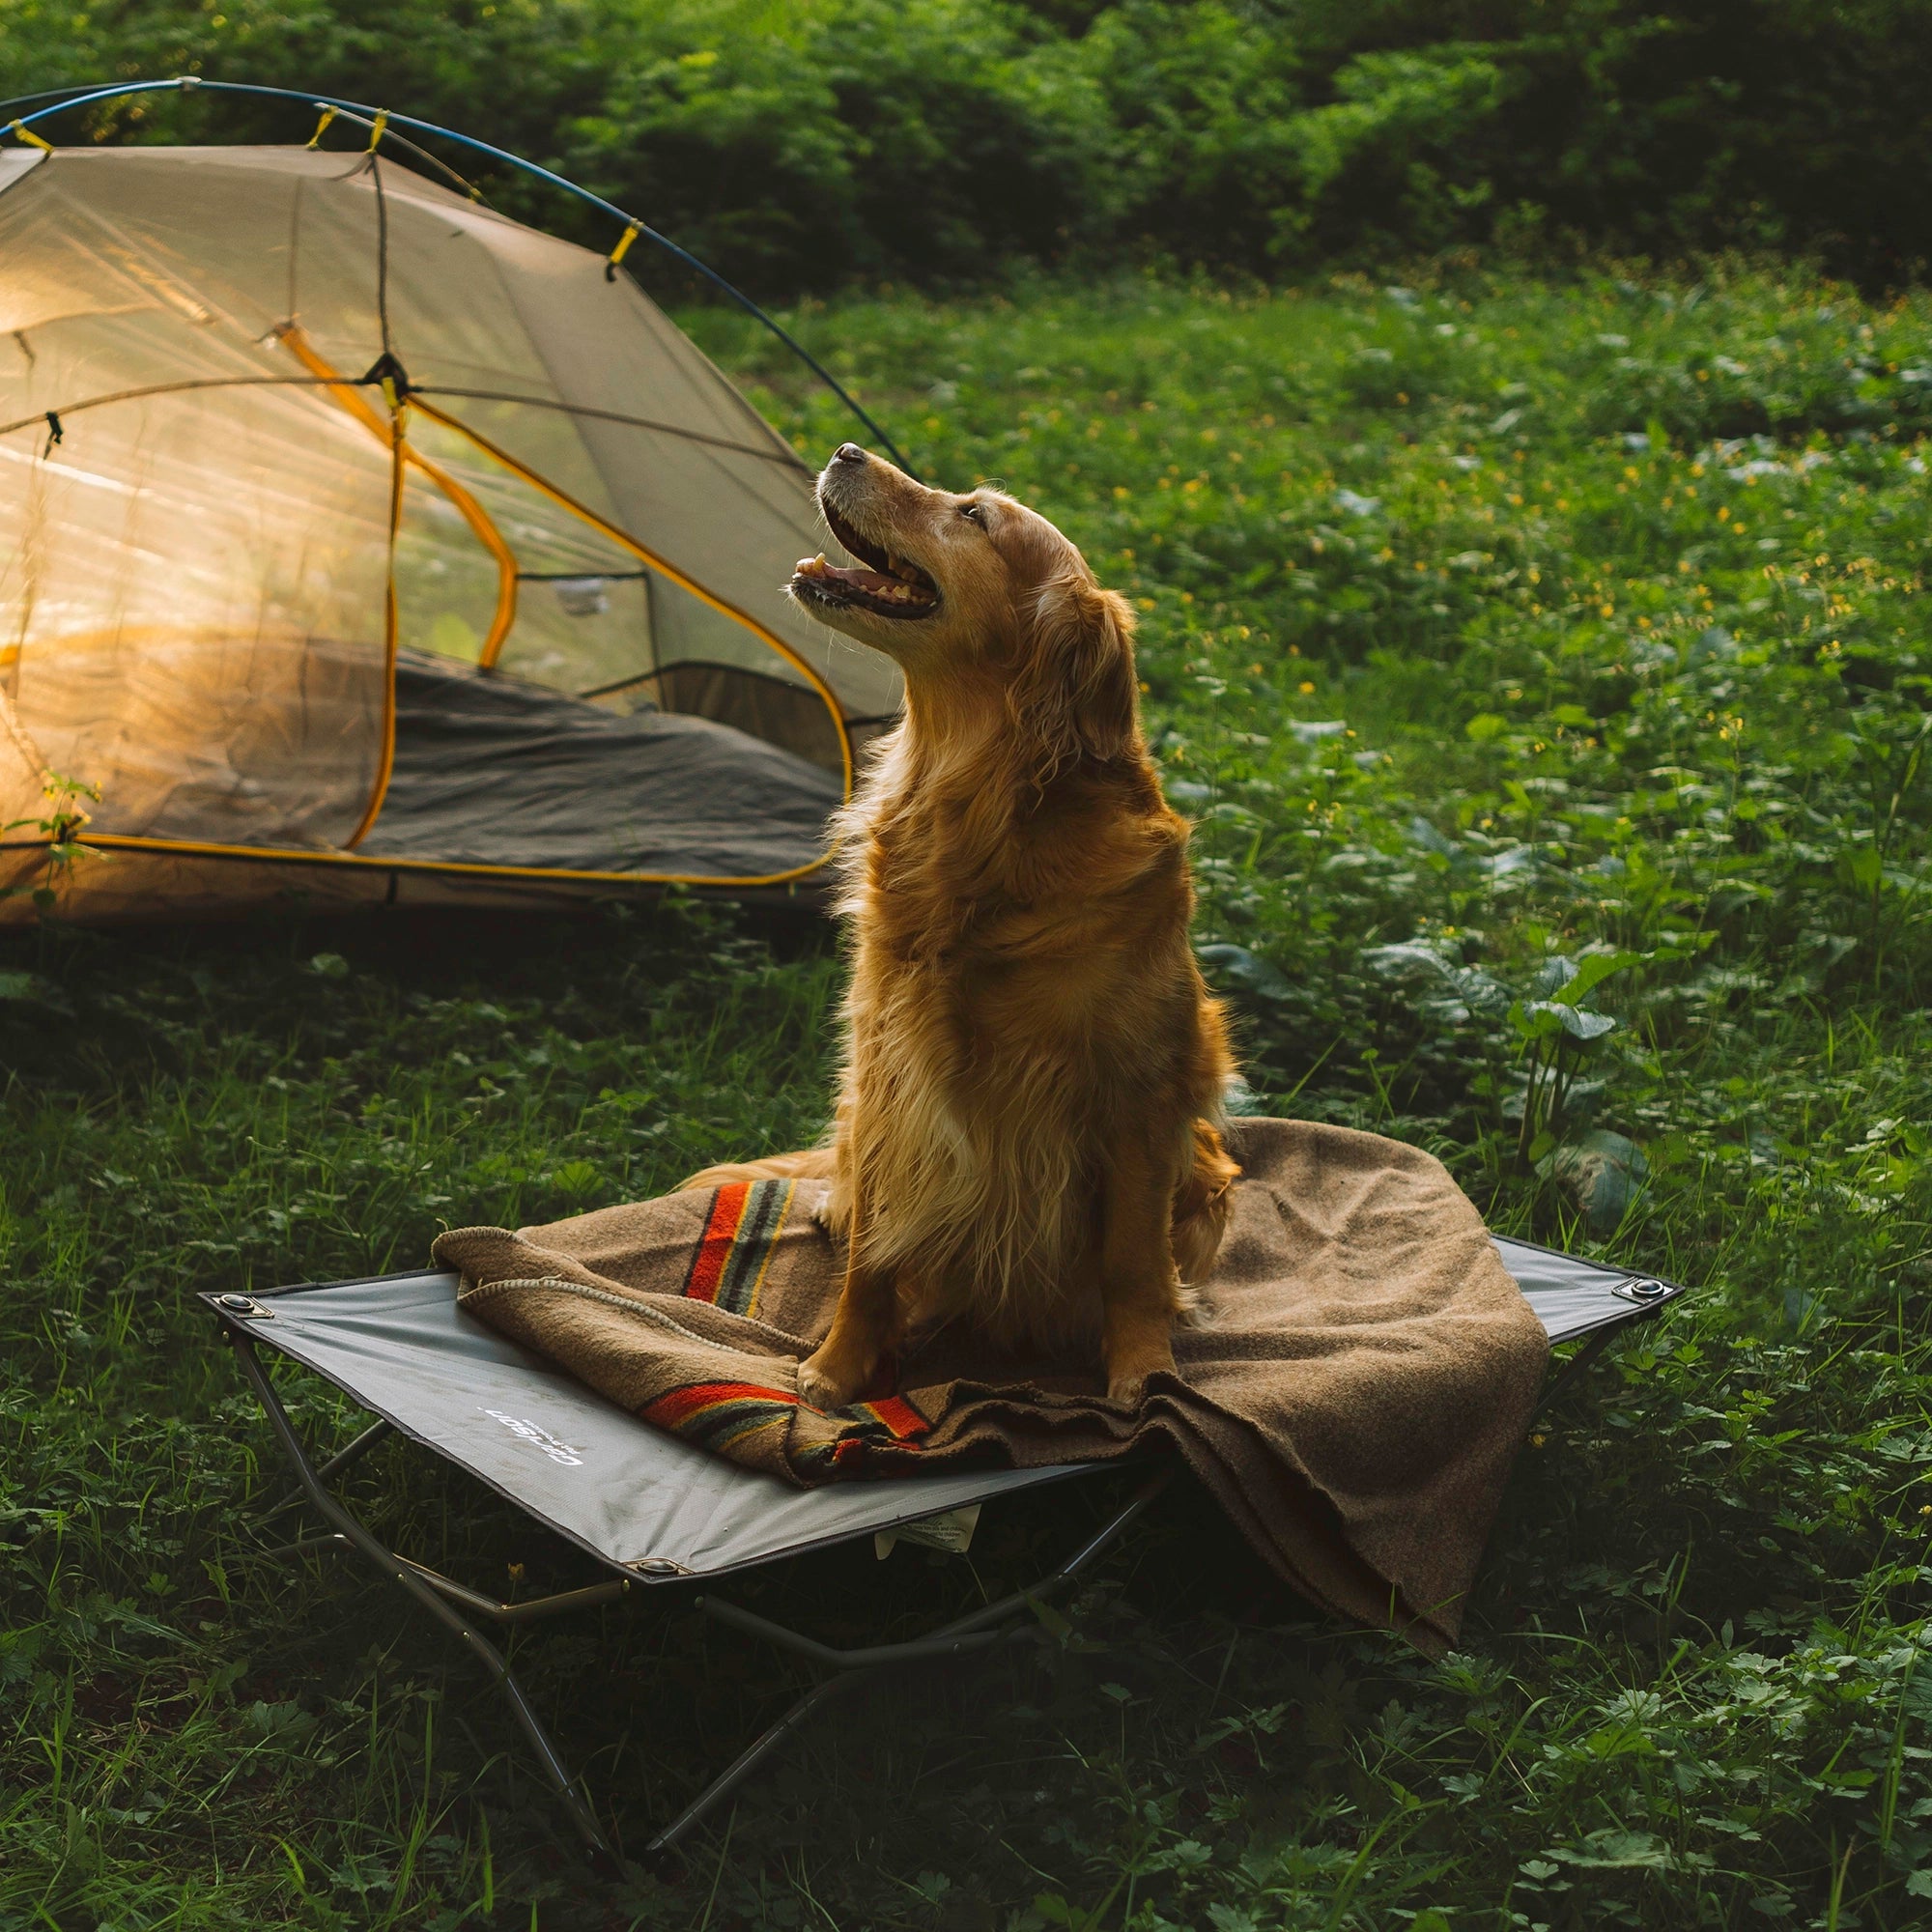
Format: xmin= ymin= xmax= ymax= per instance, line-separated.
xmin=5 ymin=264 xmax=1932 ymax=1927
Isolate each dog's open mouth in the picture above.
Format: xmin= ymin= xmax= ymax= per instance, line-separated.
xmin=793 ymin=498 xmax=938 ymax=619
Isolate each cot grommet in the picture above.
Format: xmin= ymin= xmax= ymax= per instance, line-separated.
xmin=1610 ymin=1277 xmax=1667 ymax=1304
xmin=218 ymin=1293 xmax=273 ymax=1318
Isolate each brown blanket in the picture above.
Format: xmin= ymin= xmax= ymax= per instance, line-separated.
xmin=433 ymin=1118 xmax=1547 ymax=1655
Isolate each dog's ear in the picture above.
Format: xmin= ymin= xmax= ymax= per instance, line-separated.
xmin=1018 ymin=574 xmax=1138 ymax=764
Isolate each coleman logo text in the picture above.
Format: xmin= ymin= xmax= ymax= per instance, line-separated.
xmin=480 ymin=1408 xmax=584 ymax=1465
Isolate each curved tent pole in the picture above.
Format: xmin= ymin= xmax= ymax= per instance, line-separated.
xmin=0 ymin=76 xmax=921 ymax=478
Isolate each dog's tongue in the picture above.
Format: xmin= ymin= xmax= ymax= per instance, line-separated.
xmin=796 ymin=554 xmax=900 ymax=593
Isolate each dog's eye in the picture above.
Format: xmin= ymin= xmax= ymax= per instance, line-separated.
xmin=959 ymin=501 xmax=984 ymax=525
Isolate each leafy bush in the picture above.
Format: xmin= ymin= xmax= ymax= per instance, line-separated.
xmin=6 ymin=0 xmax=1932 ymax=291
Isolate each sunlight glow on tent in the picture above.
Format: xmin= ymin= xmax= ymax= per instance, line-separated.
xmin=0 ymin=138 xmax=903 ymax=918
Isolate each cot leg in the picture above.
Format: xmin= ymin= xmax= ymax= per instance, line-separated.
xmin=223 ymin=1329 xmax=621 ymax=1877
xmin=1535 ymin=1324 xmax=1617 ymax=1413
xmin=256 ymin=1415 xmax=396 ymax=1526
xmin=642 ymin=1467 xmax=1174 ymax=1864
xmin=641 ymin=1672 xmax=867 ymax=1864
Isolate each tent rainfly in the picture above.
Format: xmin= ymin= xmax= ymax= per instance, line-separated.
xmin=0 ymin=139 xmax=904 ymax=921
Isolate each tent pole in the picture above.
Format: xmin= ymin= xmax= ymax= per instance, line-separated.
xmin=222 ymin=1326 xmax=621 ymax=1875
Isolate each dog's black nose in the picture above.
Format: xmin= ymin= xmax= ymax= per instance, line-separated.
xmin=833 ymin=442 xmax=867 ymax=464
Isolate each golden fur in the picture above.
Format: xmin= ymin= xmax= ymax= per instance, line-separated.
xmin=683 ymin=443 xmax=1238 ymax=1406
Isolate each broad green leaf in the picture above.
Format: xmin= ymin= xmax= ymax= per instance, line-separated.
xmin=1362 ymin=941 xmax=1456 ymax=982
xmin=1510 ymin=999 xmax=1565 ymax=1040
xmin=1552 ymin=950 xmax=1644 ymax=1004
xmin=0 ymin=969 xmax=71 ymax=1014
xmin=1842 ymin=847 xmax=1885 ymax=890
xmin=1196 ymin=943 xmax=1293 ymax=1001
xmin=1555 ymin=1006 xmax=1617 ymax=1040
xmin=1541 ymin=1131 xmax=1651 ymax=1235
xmin=1520 ymin=999 xmax=1616 ymax=1040
xmin=1025 ymin=1593 xmax=1073 ymax=1641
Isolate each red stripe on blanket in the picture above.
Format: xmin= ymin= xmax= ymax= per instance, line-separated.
xmin=683 ymin=1182 xmax=750 ymax=1301
xmin=861 ymin=1395 xmax=929 ymax=1441
xmin=643 ymin=1379 xmax=799 ymax=1428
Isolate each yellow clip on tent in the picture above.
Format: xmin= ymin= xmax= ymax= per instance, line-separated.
xmin=0 ymin=121 xmax=904 ymax=921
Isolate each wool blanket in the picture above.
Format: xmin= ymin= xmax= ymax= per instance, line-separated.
xmin=433 ymin=1118 xmax=1548 ymax=1655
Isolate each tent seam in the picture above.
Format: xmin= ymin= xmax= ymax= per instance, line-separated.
xmin=17 ymin=832 xmax=835 ymax=891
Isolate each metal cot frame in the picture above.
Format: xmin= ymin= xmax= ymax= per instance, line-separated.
xmin=205 ymin=1241 xmax=1686 ymax=1873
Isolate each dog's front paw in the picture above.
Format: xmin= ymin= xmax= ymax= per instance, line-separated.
xmin=797 ymin=1350 xmax=861 ymax=1410
xmin=1104 ymin=1343 xmax=1175 ymax=1409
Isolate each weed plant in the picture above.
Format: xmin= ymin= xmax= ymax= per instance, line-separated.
xmin=4 ymin=266 xmax=1932 ymax=1928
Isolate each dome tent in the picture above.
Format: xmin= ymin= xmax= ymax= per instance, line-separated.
xmin=0 ymin=92 xmax=905 ymax=922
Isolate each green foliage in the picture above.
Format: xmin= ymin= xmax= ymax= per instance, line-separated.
xmin=7 ymin=266 xmax=1932 ymax=1924
xmin=2 ymin=773 xmax=105 ymax=917
xmin=6 ymin=1 xmax=1932 ymax=290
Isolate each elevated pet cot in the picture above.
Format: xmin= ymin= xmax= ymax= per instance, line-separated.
xmin=204 ymin=1241 xmax=1686 ymax=1873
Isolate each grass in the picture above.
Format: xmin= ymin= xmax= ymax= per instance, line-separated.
xmin=6 ymin=260 xmax=1932 ymax=1929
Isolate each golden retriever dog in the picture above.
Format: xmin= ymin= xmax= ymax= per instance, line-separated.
xmin=683 ymin=442 xmax=1239 ymax=1406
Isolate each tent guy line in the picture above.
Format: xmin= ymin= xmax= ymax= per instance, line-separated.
xmin=307 ymin=101 xmax=486 ymax=221
xmin=0 ymin=74 xmax=918 ymax=477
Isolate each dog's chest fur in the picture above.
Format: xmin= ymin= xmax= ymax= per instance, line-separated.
xmin=827 ymin=730 xmax=1194 ymax=1343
